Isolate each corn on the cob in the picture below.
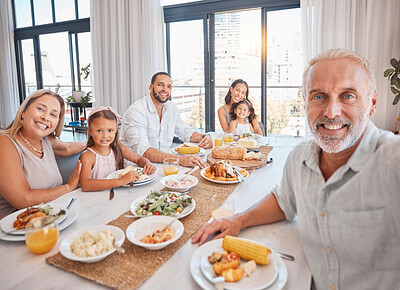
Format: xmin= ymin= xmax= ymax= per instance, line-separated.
xmin=178 ymin=146 xmax=200 ymax=154
xmin=222 ymin=235 xmax=271 ymax=265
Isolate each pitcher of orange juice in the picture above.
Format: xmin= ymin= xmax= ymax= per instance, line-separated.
xmin=163 ymin=158 xmax=179 ymax=175
xmin=25 ymin=217 xmax=59 ymax=254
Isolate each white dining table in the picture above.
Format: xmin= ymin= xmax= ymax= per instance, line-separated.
xmin=0 ymin=136 xmax=311 ymax=290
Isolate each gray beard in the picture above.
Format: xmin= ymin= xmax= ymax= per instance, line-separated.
xmin=309 ymin=111 xmax=370 ymax=153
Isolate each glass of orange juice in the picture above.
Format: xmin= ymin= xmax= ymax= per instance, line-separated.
xmin=211 ymin=194 xmax=235 ymax=220
xmin=223 ymin=132 xmax=234 ymax=144
xmin=163 ymin=158 xmax=179 ymax=175
xmin=25 ymin=217 xmax=59 ymax=254
xmin=214 ymin=132 xmax=223 ymax=147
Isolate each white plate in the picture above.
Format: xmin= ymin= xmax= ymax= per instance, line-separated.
xmin=60 ymin=225 xmax=125 ymax=263
xmin=169 ymin=146 xmax=206 ymax=156
xmin=199 ymin=241 xmax=278 ymax=290
xmin=0 ymin=208 xmax=78 ymax=242
xmin=1 ymin=203 xmax=69 ymax=235
xmin=126 ymin=216 xmax=184 ymax=250
xmin=200 ymin=167 xmax=249 ymax=184
xmin=130 ymin=193 xmax=196 ymax=218
xmin=190 ymin=239 xmax=287 ymax=290
xmin=160 ymin=174 xmax=198 ymax=192
xmin=106 ymin=167 xmax=158 ymax=187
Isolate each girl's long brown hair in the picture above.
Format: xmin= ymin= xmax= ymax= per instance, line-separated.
xmin=87 ymin=110 xmax=124 ymax=170
xmin=230 ymin=99 xmax=256 ymax=123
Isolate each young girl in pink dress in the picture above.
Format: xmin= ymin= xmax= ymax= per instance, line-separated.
xmin=80 ymin=107 xmax=156 ymax=192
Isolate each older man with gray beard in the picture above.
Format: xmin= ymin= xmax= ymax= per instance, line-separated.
xmin=192 ymin=49 xmax=400 ymax=290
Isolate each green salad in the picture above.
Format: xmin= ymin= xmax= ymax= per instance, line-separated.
xmin=135 ymin=191 xmax=193 ymax=217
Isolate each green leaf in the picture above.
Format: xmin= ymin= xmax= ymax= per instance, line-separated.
xmin=393 ymin=94 xmax=400 ymax=105
xmin=384 ymin=68 xmax=394 ymax=77
xmin=390 ymin=58 xmax=400 ymax=70
xmin=391 ymin=74 xmax=398 ymax=85
xmin=395 ymin=76 xmax=400 ymax=89
xmin=391 ymin=86 xmax=400 ymax=94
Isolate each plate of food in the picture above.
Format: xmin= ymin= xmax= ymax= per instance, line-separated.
xmin=201 ymin=160 xmax=249 ymax=184
xmin=130 ymin=191 xmax=195 ymax=218
xmin=106 ymin=165 xmax=158 ymax=186
xmin=1 ymin=203 xmax=69 ymax=235
xmin=60 ymin=225 xmax=125 ymax=263
xmin=0 ymin=207 xmax=78 ymax=242
xmin=126 ymin=215 xmax=184 ymax=250
xmin=170 ymin=143 xmax=206 ymax=156
xmin=190 ymin=236 xmax=286 ymax=290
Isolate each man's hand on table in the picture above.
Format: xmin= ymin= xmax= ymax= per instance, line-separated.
xmin=179 ymin=155 xmax=206 ymax=168
xmin=198 ymin=135 xmax=213 ymax=149
xmin=192 ymin=215 xmax=243 ymax=246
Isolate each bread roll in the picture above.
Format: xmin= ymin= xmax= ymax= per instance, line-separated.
xmin=212 ymin=146 xmax=247 ymax=160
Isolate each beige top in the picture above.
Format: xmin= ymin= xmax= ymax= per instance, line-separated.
xmin=0 ymin=135 xmax=63 ymax=219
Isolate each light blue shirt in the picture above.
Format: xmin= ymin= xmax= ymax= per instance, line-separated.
xmin=272 ymin=121 xmax=400 ymax=290
xmin=120 ymin=95 xmax=195 ymax=156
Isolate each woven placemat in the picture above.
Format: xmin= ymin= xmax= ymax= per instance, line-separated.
xmin=46 ymin=169 xmax=250 ymax=289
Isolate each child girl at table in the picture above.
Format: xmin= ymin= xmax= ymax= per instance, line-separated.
xmin=228 ymin=100 xmax=255 ymax=135
xmin=79 ymin=107 xmax=156 ymax=192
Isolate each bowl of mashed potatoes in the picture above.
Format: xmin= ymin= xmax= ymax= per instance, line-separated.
xmin=60 ymin=225 xmax=125 ymax=263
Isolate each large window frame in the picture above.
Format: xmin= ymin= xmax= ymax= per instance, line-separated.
xmin=12 ymin=0 xmax=90 ymax=104
xmin=164 ymin=0 xmax=300 ymax=133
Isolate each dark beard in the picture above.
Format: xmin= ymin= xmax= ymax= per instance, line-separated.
xmin=153 ymin=88 xmax=169 ymax=104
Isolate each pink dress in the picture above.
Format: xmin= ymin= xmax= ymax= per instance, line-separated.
xmin=86 ymin=148 xmax=117 ymax=179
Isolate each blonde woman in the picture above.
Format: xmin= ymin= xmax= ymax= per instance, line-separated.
xmin=0 ymin=89 xmax=85 ymax=219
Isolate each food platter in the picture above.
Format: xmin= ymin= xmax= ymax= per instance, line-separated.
xmin=0 ymin=208 xmax=78 ymax=242
xmin=190 ymin=238 xmax=287 ymax=290
xmin=207 ymin=145 xmax=273 ymax=169
xmin=106 ymin=167 xmax=158 ymax=187
xmin=169 ymin=146 xmax=206 ymax=156
xmin=200 ymin=166 xmax=249 ymax=184
xmin=59 ymin=225 xmax=125 ymax=263
xmin=1 ymin=203 xmax=69 ymax=235
xmin=130 ymin=192 xmax=196 ymax=218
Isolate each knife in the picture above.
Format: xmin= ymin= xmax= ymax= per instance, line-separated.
xmin=109 ymin=188 xmax=115 ymax=200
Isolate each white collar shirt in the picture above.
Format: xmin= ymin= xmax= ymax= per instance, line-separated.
xmin=272 ymin=121 xmax=400 ymax=290
xmin=120 ymin=95 xmax=196 ymax=156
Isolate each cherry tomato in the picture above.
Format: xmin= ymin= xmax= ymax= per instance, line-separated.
xmin=153 ymin=211 xmax=160 ymax=215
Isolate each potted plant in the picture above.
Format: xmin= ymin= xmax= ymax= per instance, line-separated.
xmin=383 ymin=58 xmax=400 ymax=105
xmin=69 ymin=63 xmax=92 ymax=106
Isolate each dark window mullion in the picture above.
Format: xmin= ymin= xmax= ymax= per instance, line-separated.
xmin=74 ymin=0 xmax=79 ymax=19
xmin=33 ymin=36 xmax=43 ymax=88
xmin=30 ymin=0 xmax=35 ymax=26
xmin=15 ymin=40 xmax=26 ymax=102
xmin=261 ymin=7 xmax=267 ymax=135
xmin=204 ymin=14 xmax=215 ymax=132
xmin=68 ymin=32 xmax=75 ymax=91
xmin=74 ymin=33 xmax=81 ymax=91
xmin=51 ymin=0 xmax=55 ymax=22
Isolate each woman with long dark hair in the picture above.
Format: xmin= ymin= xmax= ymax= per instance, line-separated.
xmin=217 ymin=79 xmax=263 ymax=135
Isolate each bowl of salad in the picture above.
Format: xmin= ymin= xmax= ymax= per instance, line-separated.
xmin=130 ymin=191 xmax=195 ymax=218
xmin=160 ymin=174 xmax=198 ymax=192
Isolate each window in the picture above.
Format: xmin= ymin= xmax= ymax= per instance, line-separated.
xmin=12 ymin=0 xmax=91 ymax=105
xmin=164 ymin=0 xmax=305 ymax=136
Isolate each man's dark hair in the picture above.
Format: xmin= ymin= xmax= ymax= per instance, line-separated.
xmin=151 ymin=72 xmax=171 ymax=84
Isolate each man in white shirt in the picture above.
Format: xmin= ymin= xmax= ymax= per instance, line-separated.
xmin=120 ymin=72 xmax=213 ymax=168
xmin=192 ymin=49 xmax=400 ymax=289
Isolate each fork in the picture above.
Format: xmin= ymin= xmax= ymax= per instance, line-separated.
xmin=178 ymin=166 xmax=199 ymax=181
xmin=212 ymin=276 xmax=225 ymax=290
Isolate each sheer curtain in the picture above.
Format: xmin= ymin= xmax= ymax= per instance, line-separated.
xmin=0 ymin=0 xmax=19 ymax=128
xmin=91 ymin=0 xmax=166 ymax=115
xmin=301 ymin=0 xmax=400 ymax=131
